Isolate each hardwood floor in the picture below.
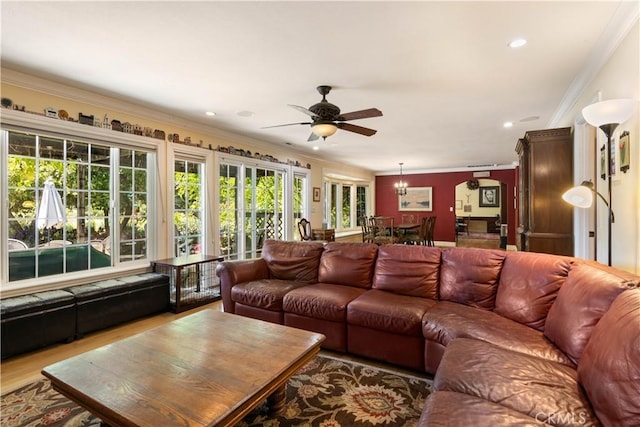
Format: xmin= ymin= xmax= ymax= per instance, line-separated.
xmin=0 ymin=301 xmax=223 ymax=394
xmin=1 ymin=300 xmax=429 ymax=396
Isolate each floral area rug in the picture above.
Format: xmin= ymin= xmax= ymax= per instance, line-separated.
xmin=1 ymin=355 xmax=432 ymax=427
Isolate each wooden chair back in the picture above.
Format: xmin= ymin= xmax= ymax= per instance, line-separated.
xmin=360 ymin=215 xmax=375 ymax=243
xmin=373 ymin=216 xmax=395 ymax=245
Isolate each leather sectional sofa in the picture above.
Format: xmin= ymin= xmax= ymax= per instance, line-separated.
xmin=217 ymin=240 xmax=640 ymax=426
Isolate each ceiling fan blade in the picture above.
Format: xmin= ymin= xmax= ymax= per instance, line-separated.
xmin=337 ymin=122 xmax=377 ymax=137
xmin=288 ymin=104 xmax=318 ymax=118
xmin=337 ymin=108 xmax=383 ymax=121
xmin=262 ymin=122 xmax=311 ymax=129
xmin=308 ymin=132 xmax=319 ymax=142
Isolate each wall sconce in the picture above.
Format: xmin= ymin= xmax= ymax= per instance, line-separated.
xmin=562 ymin=180 xmax=615 ymax=265
xmin=577 ymin=98 xmax=635 ymax=266
xmin=394 ymin=162 xmax=408 ymax=196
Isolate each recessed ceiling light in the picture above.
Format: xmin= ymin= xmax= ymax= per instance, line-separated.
xmin=205 ymin=111 xmax=216 ymax=117
xmin=508 ymin=38 xmax=527 ymax=48
xmin=503 ymin=121 xmax=514 ymax=128
xmin=312 ymin=146 xmax=319 ymax=151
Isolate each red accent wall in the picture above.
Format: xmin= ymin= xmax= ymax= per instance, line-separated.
xmin=375 ymin=169 xmax=517 ymax=245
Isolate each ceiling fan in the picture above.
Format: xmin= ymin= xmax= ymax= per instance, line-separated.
xmin=264 ymin=85 xmax=383 ymax=141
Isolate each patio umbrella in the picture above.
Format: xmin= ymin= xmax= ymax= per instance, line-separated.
xmin=37 ymin=178 xmax=65 ymax=240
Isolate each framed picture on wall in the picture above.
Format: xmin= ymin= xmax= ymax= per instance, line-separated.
xmin=399 ymin=187 xmax=433 ymax=211
xmin=479 ymin=186 xmax=499 ymax=207
xmin=600 ymin=145 xmax=606 ymax=180
xmin=455 ymin=200 xmax=463 ymax=210
xmin=620 ymin=131 xmax=630 ymax=173
xmin=313 ymin=187 xmax=321 ymax=202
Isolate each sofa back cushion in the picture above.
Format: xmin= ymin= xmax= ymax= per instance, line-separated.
xmin=494 ymin=252 xmax=573 ymax=331
xmin=372 ymin=245 xmax=441 ymax=298
xmin=318 ymin=242 xmax=378 ymax=288
xmin=577 ymin=289 xmax=640 ymax=426
xmin=262 ymin=240 xmax=325 ymax=283
xmin=439 ymin=248 xmax=506 ymax=310
xmin=545 ymin=262 xmax=637 ymax=365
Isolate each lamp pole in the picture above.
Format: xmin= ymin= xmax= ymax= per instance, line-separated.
xmin=599 ymin=123 xmax=618 ymax=267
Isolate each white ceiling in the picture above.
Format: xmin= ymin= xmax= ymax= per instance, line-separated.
xmin=1 ymin=1 xmax=637 ymax=174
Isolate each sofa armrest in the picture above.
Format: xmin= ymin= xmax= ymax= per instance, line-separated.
xmin=216 ymin=259 xmax=269 ymax=313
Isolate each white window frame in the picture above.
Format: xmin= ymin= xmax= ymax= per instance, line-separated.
xmin=1 ymin=109 xmax=160 ymax=295
xmin=322 ymin=177 xmax=371 ymax=233
xmin=214 ymin=152 xmax=310 ymax=258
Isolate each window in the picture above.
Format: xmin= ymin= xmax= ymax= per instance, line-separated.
xmin=323 ymin=179 xmax=370 ymax=232
xmin=218 ymin=154 xmax=309 ymax=259
xmin=2 ymin=120 xmax=156 ymax=287
xmin=292 ymin=172 xmax=308 ymax=241
xmin=173 ymin=159 xmax=204 ymax=257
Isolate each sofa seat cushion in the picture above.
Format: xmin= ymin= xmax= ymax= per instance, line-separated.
xmin=434 ymin=339 xmax=599 ymax=427
xmin=578 ymin=289 xmax=640 ymax=427
xmin=544 ymin=262 xmax=635 ymax=365
xmin=419 ymin=391 xmax=552 ymax=427
xmin=231 ymin=279 xmax=308 ymax=311
xmin=347 ymin=289 xmax=436 ymax=335
xmin=423 ymin=301 xmax=573 ymax=365
xmin=283 ymin=283 xmax=367 ymax=322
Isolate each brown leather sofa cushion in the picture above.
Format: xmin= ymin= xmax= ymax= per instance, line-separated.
xmin=318 ymin=242 xmax=378 ymax=288
xmin=577 ymin=289 xmax=640 ymax=426
xmin=544 ymin=263 xmax=633 ymax=365
xmin=231 ymin=279 xmax=308 ymax=311
xmin=372 ymin=245 xmax=440 ymax=298
xmin=494 ymin=251 xmax=573 ymax=331
xmin=423 ymin=301 xmax=573 ymax=365
xmin=283 ymin=283 xmax=367 ymax=322
xmin=439 ymin=248 xmax=505 ymax=310
xmin=435 ymin=338 xmax=599 ymax=427
xmin=420 ymin=391 xmax=552 ymax=427
xmin=347 ymin=289 xmax=436 ymax=335
xmin=262 ymin=239 xmax=325 ymax=283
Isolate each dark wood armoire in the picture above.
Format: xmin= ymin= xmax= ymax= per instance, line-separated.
xmin=515 ymin=127 xmax=574 ymax=256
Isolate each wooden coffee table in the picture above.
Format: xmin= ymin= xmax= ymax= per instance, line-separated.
xmin=41 ymin=310 xmax=325 ymax=426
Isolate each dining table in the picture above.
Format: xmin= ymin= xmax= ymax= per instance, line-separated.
xmin=395 ymin=222 xmax=420 ymax=244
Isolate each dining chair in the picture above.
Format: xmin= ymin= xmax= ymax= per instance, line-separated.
xmin=373 ymin=216 xmax=395 ymax=245
xmin=455 ymin=216 xmax=469 ymax=236
xmin=360 ymin=215 xmax=375 ymax=243
xmin=426 ymin=216 xmax=437 ymax=246
xmin=298 ymin=218 xmax=311 ymax=241
xmin=401 ymin=213 xmax=417 ymax=224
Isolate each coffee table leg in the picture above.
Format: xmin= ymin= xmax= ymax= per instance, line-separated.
xmin=267 ymin=384 xmax=287 ymax=415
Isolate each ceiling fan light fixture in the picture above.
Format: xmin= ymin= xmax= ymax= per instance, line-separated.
xmin=311 ymin=122 xmax=338 ymax=138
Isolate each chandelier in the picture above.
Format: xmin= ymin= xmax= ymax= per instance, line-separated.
xmin=394 ymin=162 xmax=408 ymax=196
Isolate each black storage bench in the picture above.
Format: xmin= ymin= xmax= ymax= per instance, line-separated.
xmin=66 ymin=272 xmax=170 ymax=338
xmin=1 ymin=290 xmax=76 ymax=359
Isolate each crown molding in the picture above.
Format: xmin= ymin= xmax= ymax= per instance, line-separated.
xmin=548 ymin=2 xmax=639 ymax=127
xmin=375 ymin=163 xmax=516 ymax=176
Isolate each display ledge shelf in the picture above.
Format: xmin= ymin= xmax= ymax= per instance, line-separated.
xmin=1 ymin=108 xmax=162 ymax=151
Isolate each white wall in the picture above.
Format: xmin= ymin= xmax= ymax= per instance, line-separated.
xmin=558 ymin=21 xmax=639 ymax=273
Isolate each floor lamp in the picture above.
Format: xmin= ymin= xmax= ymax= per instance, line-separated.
xmin=562 ymin=181 xmax=614 ymax=265
xmin=567 ymin=98 xmax=635 ymax=266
